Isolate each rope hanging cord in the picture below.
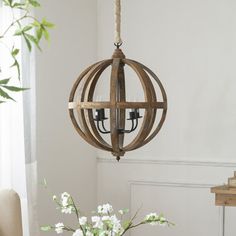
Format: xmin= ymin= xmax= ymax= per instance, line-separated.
xmin=114 ymin=0 xmax=122 ymax=46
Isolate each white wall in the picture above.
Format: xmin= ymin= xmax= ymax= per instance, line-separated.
xmin=97 ymin=1 xmax=236 ymax=235
xmin=35 ymin=0 xmax=236 ymax=235
xmin=35 ymin=0 xmax=97 ymax=233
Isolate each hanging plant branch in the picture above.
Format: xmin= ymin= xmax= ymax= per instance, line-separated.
xmin=0 ymin=0 xmax=54 ymax=103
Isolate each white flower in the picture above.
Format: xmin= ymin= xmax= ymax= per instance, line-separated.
xmin=97 ymin=204 xmax=113 ymax=214
xmin=101 ymin=216 xmax=110 ymax=221
xmin=110 ymin=215 xmax=122 ymax=233
xmin=61 ymin=192 xmax=70 ymax=198
xmin=118 ymin=210 xmax=124 ymax=215
xmin=79 ymin=216 xmax=87 ymax=225
xmin=55 ymin=223 xmax=64 ymax=234
xmin=86 ymin=231 xmax=93 ymax=236
xmin=92 ymin=216 xmax=103 ymax=229
xmin=53 ymin=195 xmax=57 ymax=201
xmin=73 ymin=229 xmax=83 ymax=236
xmin=61 ymin=205 xmax=73 ymax=214
xmin=61 ymin=192 xmax=70 ymax=207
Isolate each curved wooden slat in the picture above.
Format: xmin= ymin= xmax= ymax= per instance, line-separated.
xmin=122 ymin=59 xmax=156 ymax=151
xmin=83 ymin=61 xmax=113 ymax=149
xmin=110 ymin=58 xmax=124 ymax=157
xmin=69 ymin=60 xmax=109 ymax=149
xmin=110 ymin=58 xmax=121 ymax=157
xmin=129 ymin=60 xmax=168 ymax=149
xmin=69 ymin=62 xmax=103 ymax=145
xmin=117 ymin=62 xmax=126 ymax=152
xmin=79 ymin=61 xmax=113 ymax=151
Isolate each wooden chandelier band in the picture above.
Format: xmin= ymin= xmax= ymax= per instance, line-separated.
xmin=122 ymin=59 xmax=157 ymax=151
xmin=128 ymin=61 xmax=168 ymax=150
xmin=127 ymin=60 xmax=158 ymax=148
xmin=110 ymin=58 xmax=122 ymax=156
xmin=83 ymin=61 xmax=113 ymax=149
xmin=131 ymin=60 xmax=168 ymax=102
xmin=69 ymin=101 xmax=167 ymax=109
xmin=80 ymin=61 xmax=113 ymax=151
xmin=68 ymin=61 xmax=103 ymax=144
xmin=69 ymin=61 xmax=112 ymax=150
xmin=118 ymin=63 xmax=126 ymax=153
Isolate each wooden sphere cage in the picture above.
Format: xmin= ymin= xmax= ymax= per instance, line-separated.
xmin=68 ymin=48 xmax=167 ymax=161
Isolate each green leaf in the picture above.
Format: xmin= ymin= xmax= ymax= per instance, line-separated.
xmin=14 ymin=26 xmax=32 ymax=36
xmin=14 ymin=29 xmax=23 ymax=36
xmin=23 ymin=25 xmax=33 ymax=32
xmin=43 ymin=29 xmax=50 ymax=41
xmin=0 ymin=78 xmax=11 ymax=85
xmin=2 ymin=86 xmax=28 ymax=92
xmin=42 ymin=18 xmax=54 ymax=28
xmin=12 ymin=2 xmax=26 ymax=9
xmin=23 ymin=33 xmax=32 ymax=51
xmin=123 ymin=220 xmax=132 ymax=230
xmin=36 ymin=28 xmax=43 ymax=41
xmin=11 ymin=48 xmax=20 ymax=56
xmin=40 ymin=226 xmax=52 ymax=232
xmin=0 ymin=88 xmax=15 ymax=101
xmin=0 ymin=101 xmax=6 ymax=104
xmin=29 ymin=0 xmax=40 ymax=7
xmin=32 ymin=21 xmax=41 ymax=27
xmin=11 ymin=60 xmax=20 ymax=80
xmin=2 ymin=0 xmax=11 ymax=7
xmin=25 ymin=33 xmax=41 ymax=51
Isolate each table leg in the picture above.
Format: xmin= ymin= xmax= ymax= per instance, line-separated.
xmin=222 ymin=206 xmax=225 ymax=236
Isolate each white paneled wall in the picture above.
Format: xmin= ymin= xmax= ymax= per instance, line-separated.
xmin=97 ymin=1 xmax=236 ymax=234
xmin=35 ymin=0 xmax=236 ymax=235
xmin=97 ymin=159 xmax=236 ymax=236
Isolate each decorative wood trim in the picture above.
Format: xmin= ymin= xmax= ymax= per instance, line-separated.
xmin=97 ymin=158 xmax=236 ymax=168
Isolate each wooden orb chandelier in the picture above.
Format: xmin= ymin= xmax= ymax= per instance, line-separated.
xmin=68 ymin=0 xmax=167 ymax=161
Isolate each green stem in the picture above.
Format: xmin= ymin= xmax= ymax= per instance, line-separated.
xmin=0 ymin=12 xmax=28 ymax=38
xmin=70 ymin=197 xmax=86 ymax=236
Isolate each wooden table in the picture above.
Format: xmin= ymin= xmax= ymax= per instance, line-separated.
xmin=211 ymin=172 xmax=236 ymax=236
xmin=211 ymin=185 xmax=236 ymax=206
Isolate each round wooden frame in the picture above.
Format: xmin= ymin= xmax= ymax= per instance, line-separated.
xmin=69 ymin=49 xmax=167 ymax=160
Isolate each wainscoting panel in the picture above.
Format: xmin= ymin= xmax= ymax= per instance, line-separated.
xmin=130 ymin=181 xmax=221 ymax=236
xmin=97 ymin=158 xmax=236 ymax=236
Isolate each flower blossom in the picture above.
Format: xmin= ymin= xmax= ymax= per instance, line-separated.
xmin=60 ymin=192 xmax=74 ymax=214
xmin=97 ymin=204 xmax=113 ymax=214
xmin=110 ymin=215 xmax=123 ymax=233
xmin=86 ymin=231 xmax=93 ymax=236
xmin=73 ymin=229 xmax=83 ymax=236
xmin=79 ymin=216 xmax=87 ymax=225
xmin=92 ymin=216 xmax=103 ymax=229
xmin=55 ymin=223 xmax=64 ymax=234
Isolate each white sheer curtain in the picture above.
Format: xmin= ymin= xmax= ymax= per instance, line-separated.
xmin=0 ymin=2 xmax=38 ymax=236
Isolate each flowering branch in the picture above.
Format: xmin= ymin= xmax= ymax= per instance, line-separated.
xmin=41 ymin=192 xmax=174 ymax=236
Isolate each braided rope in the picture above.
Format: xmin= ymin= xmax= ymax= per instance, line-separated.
xmin=114 ymin=0 xmax=122 ymax=45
